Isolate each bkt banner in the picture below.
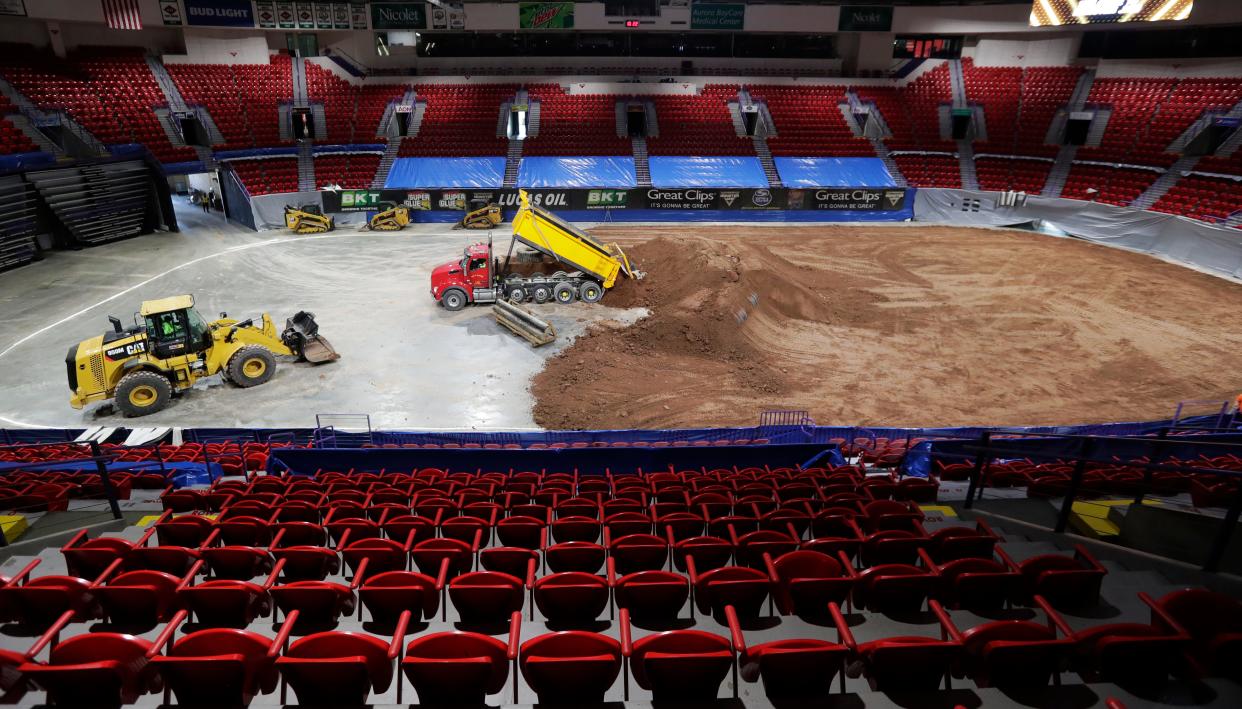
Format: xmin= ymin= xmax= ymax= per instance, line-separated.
xmin=185 ymin=0 xmax=255 ymax=27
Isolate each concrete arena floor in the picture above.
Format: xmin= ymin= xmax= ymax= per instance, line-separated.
xmin=0 ymin=199 xmax=644 ymax=430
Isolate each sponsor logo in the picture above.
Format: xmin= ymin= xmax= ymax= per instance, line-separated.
xmin=786 ymin=189 xmax=806 ymax=209
xmin=587 ymin=190 xmax=628 ymax=207
xmin=529 ymin=192 xmax=570 ymax=207
xmin=719 ymin=191 xmax=739 ymax=207
xmin=439 ymin=191 xmax=467 ymax=210
xmin=884 ymin=190 xmax=905 ymax=207
xmin=646 ymin=189 xmax=716 ymax=202
xmin=341 ymin=190 xmax=380 ymax=208
xmin=376 ymin=6 xmax=422 ymax=24
xmin=751 ymin=189 xmax=773 ymax=207
xmin=104 ymin=341 xmax=146 ymax=360
xmin=404 ymin=192 xmax=431 ymax=210
xmin=815 ymin=189 xmax=883 ymax=202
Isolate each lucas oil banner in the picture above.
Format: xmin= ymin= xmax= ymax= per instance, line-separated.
xmin=322 ymin=187 xmax=911 ymax=213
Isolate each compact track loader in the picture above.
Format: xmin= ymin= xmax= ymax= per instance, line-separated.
xmin=364 ymin=204 xmax=411 ymax=231
xmin=67 ymin=295 xmax=339 ymax=417
xmin=454 ymin=203 xmax=502 ymax=230
xmin=285 ymin=204 xmax=334 ymax=234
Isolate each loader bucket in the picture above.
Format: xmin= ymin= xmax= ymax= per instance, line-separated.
xmin=282 ymin=311 xmax=341 ymax=363
xmin=493 ymin=300 xmax=556 ymax=347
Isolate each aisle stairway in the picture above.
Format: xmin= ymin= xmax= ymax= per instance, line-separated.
xmin=503 ymin=139 xmax=523 ymax=188
xmin=752 ymin=136 xmax=782 ymax=188
xmin=371 ymin=138 xmax=403 ymax=189
xmin=1043 ymin=145 xmax=1079 ymax=197
xmin=296 ymin=142 xmax=315 ymax=192
xmin=632 ymin=136 xmax=651 ymax=186
xmin=1132 ymin=154 xmax=1201 ymax=210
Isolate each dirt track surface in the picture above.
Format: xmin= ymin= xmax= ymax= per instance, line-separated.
xmin=530 ymin=225 xmax=1242 ymax=430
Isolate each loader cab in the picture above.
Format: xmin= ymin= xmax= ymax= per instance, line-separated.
xmin=140 ymin=295 xmax=212 ymax=359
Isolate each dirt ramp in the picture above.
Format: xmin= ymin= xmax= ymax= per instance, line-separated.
xmin=531 ymin=225 xmax=1242 ymax=430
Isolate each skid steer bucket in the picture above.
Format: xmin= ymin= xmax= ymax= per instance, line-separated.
xmin=493 ymin=300 xmax=556 ymax=347
xmin=282 ymin=311 xmax=341 ymax=363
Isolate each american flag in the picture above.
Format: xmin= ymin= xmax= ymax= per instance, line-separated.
xmin=102 ymin=0 xmax=143 ymax=31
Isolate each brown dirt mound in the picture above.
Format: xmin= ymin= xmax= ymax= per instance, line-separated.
xmin=531 ymin=225 xmax=1242 ymax=430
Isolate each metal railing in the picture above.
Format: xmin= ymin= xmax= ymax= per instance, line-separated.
xmin=930 ymin=427 xmax=1242 ymax=572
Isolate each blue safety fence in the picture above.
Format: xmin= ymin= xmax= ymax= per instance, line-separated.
xmin=312 ymin=144 xmax=386 ymax=155
xmin=215 ymin=147 xmax=299 ymax=161
xmin=161 ymin=160 xmax=208 ymax=175
xmin=384 ymin=157 xmax=506 ymax=189
xmin=517 ymin=156 xmax=637 ymax=188
xmin=0 ymin=151 xmax=55 ymax=173
xmin=268 ymin=442 xmax=842 ymax=477
xmin=774 ymin=157 xmax=897 ymax=188
xmin=0 ymin=459 xmax=222 ymax=488
xmin=649 ymin=157 xmax=768 ymax=188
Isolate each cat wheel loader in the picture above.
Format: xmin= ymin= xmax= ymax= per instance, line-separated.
xmin=454 ymin=203 xmax=501 ymax=230
xmin=66 ymin=294 xmax=340 ymax=417
xmin=363 ymin=203 xmax=411 ymax=231
xmin=285 ymin=204 xmax=334 ymax=234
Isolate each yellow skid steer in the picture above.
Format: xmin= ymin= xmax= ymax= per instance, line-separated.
xmin=285 ymin=204 xmax=334 ymax=234
xmin=364 ymin=204 xmax=411 ymax=231
xmin=454 ymin=203 xmax=502 ymax=230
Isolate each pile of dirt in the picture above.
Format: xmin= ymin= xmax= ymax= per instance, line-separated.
xmin=531 ymin=225 xmax=1242 ymax=430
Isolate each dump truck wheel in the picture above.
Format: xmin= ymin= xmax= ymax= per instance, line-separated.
xmin=441 ymin=289 xmax=468 ymax=311
xmin=579 ymin=282 xmax=604 ymax=303
xmin=532 ymin=285 xmax=552 ymax=304
xmin=227 ymin=346 xmax=277 ymax=388
xmin=554 ymin=283 xmax=576 ymax=304
xmin=508 ymin=286 xmax=527 ymax=303
xmin=115 ymin=371 xmax=172 ymax=418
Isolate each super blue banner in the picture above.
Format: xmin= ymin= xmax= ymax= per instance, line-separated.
xmin=185 ymin=0 xmax=255 ymax=27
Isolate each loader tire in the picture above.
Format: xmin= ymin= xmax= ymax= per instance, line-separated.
xmin=227 ymin=346 xmax=277 ymax=388
xmin=115 ymin=371 xmax=172 ymax=418
xmin=441 ymin=289 xmax=468 ymax=311
xmin=579 ymin=282 xmax=604 ymax=303
xmin=553 ymin=282 xmax=576 ymax=304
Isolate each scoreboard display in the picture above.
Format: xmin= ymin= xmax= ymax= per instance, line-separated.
xmin=1030 ymin=0 xmax=1193 ymax=26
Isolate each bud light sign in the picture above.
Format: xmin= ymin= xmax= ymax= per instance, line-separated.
xmin=185 ymin=0 xmax=255 ymax=27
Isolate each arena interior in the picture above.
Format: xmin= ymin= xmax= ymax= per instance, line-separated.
xmin=2 ymin=1 xmax=1242 ymax=707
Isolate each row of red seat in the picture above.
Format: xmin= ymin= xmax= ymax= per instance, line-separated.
xmin=748 ymin=84 xmax=874 ymax=157
xmin=646 ymin=85 xmax=755 ymax=157
xmin=891 ymin=153 xmax=961 ymax=188
xmin=975 ymin=155 xmax=1053 ymax=193
xmin=167 ymin=56 xmax=292 ymax=151
xmin=313 ymin=152 xmax=381 ymax=190
xmin=524 ymin=84 xmax=631 ymax=156
xmin=399 ymin=84 xmax=514 ymax=157
xmin=0 ymin=93 xmax=35 ymax=154
xmin=304 ymin=62 xmax=405 ymax=144
xmin=227 ymin=157 xmax=299 ymax=196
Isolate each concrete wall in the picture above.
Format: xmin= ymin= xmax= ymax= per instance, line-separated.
xmin=1097 ymin=57 xmax=1242 ymax=78
xmin=968 ymin=37 xmax=1082 ymax=67
xmin=164 ymin=31 xmax=272 ymax=64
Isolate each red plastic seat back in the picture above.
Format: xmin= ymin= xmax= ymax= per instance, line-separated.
xmin=520 ymin=632 xmax=622 ymax=703
xmin=614 ymin=571 xmax=689 ymax=622
xmin=533 ymin=572 xmax=609 ymax=624
xmin=24 ymin=633 xmax=155 ymax=704
xmin=741 ymin=639 xmax=849 ymax=699
xmin=359 ymin=571 xmax=439 ymax=624
xmin=403 ymin=632 xmax=509 ymax=704
xmin=154 ymin=629 xmax=277 ymax=705
xmin=277 ymin=632 xmax=393 ymax=705
xmin=630 ymin=630 xmax=733 ymax=701
xmin=448 ymin=571 xmax=525 ymax=625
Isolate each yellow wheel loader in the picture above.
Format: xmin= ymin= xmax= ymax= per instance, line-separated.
xmin=285 ymin=204 xmax=334 ymax=234
xmin=453 ymin=203 xmax=502 ymax=230
xmin=363 ymin=203 xmax=411 ymax=231
xmin=66 ymin=294 xmax=340 ymax=417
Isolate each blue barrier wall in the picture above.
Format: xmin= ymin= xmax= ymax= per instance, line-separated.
xmin=649 ymin=157 xmax=768 ymax=188
xmin=385 ymin=157 xmax=506 ymax=189
xmin=517 ymin=156 xmax=637 ymax=188
xmin=401 ymin=208 xmax=912 ymax=223
xmin=775 ymin=157 xmax=897 ymax=188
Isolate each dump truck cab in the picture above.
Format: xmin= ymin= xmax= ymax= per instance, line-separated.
xmin=430 ymin=241 xmax=497 ymax=311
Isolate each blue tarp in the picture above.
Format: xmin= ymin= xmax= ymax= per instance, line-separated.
xmin=313 ymin=144 xmax=386 ymax=155
xmin=0 ymin=151 xmax=55 ymax=173
xmin=385 ymin=157 xmax=506 ymax=189
xmin=648 ymin=157 xmax=769 ymax=188
xmin=775 ymin=157 xmax=897 ymax=188
xmin=517 ymin=157 xmax=637 ymax=188
xmin=216 ymin=147 xmax=298 ymax=160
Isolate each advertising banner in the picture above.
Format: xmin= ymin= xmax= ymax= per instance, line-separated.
xmin=350 ymin=0 xmax=367 ymax=28
xmin=314 ymin=2 xmax=332 ymax=28
xmin=255 ymin=0 xmax=276 ymax=28
xmin=519 ymin=2 xmax=574 ymax=29
xmin=690 ymin=2 xmax=744 ymax=30
xmin=295 ymin=2 xmax=315 ymax=27
xmin=332 ymin=2 xmax=350 ymax=28
xmin=276 ymin=0 xmax=295 ymax=27
xmin=159 ymin=0 xmax=183 ymax=25
xmin=838 ymin=5 xmax=893 ymax=32
xmin=0 ymin=0 xmax=25 ymax=17
xmin=323 ymin=187 xmax=911 ymax=213
xmin=370 ymin=1 xmax=426 ymax=29
xmin=430 ymin=2 xmax=465 ymax=29
xmin=185 ymin=0 xmax=256 ymax=27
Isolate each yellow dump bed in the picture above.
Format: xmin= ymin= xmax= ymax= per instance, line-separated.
xmin=510 ymin=190 xmax=638 ymax=289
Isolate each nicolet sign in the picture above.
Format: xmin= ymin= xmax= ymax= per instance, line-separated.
xmin=370 ymin=2 xmax=427 ymax=30
xmin=838 ymin=5 xmax=893 ymax=32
